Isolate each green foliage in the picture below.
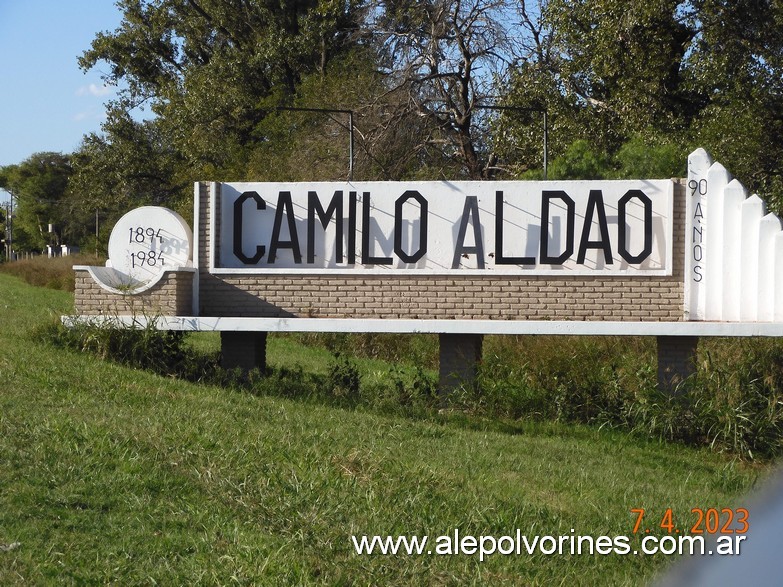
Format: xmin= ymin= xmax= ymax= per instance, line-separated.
xmin=547 ymin=140 xmax=613 ymax=180
xmin=39 ymin=318 xmax=217 ymax=381
xmin=4 ymin=0 xmax=780 ymax=216
xmin=502 ymin=0 xmax=783 ymax=203
xmin=386 ymin=365 xmax=439 ymax=409
xmin=469 ymin=336 xmax=783 ymax=462
xmin=327 ymin=352 xmax=361 ymax=400
xmin=543 ymin=136 xmax=687 ymax=181
xmin=287 ymin=332 xmax=439 ymax=368
xmin=686 ymin=339 xmax=783 ymax=460
xmin=544 ymin=0 xmax=696 ymax=135
xmin=42 ymin=311 xmax=783 ymax=462
xmin=612 ymin=136 xmax=687 ymax=179
xmin=692 ymin=96 xmax=783 ymax=213
xmin=39 ymin=311 xmax=783 ymax=462
xmin=68 ymin=114 xmax=190 ymax=230
xmin=0 ymin=153 xmax=74 ymax=251
xmin=76 ymin=0 xmax=368 ymax=185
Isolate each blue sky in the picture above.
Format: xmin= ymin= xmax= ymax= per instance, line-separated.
xmin=0 ymin=1 xmax=126 ymax=168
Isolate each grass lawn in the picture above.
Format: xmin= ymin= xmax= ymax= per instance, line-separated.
xmin=0 ymin=272 xmax=770 ymax=585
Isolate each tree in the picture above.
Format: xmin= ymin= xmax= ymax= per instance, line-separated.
xmin=0 ymin=153 xmax=73 ymax=251
xmin=499 ymin=0 xmax=783 ymax=204
xmin=498 ymin=1 xmax=696 ymax=171
xmin=686 ymin=0 xmax=783 ymax=208
xmin=75 ymin=0 xmax=539 ymax=186
xmin=71 ymin=0 xmax=781 ymax=198
xmin=78 ymin=0 xmax=368 ymax=181
xmin=369 ymin=0 xmax=519 ymax=179
xmin=68 ymin=112 xmax=189 ymax=237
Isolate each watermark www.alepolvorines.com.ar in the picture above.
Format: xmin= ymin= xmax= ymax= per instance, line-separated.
xmin=351 ymin=529 xmax=747 ymax=562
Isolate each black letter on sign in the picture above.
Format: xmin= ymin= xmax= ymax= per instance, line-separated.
xmin=362 ymin=192 xmax=393 ymax=265
xmin=268 ymin=191 xmax=302 ymax=264
xmin=452 ymin=196 xmax=485 ymax=269
xmin=348 ymin=191 xmax=357 ymax=264
xmin=618 ymin=189 xmax=652 ymax=264
xmin=577 ymin=190 xmax=613 ymax=265
xmin=233 ymin=190 xmax=266 ymax=264
xmin=540 ymin=190 xmax=575 ymax=264
xmin=394 ymin=190 xmax=428 ymax=263
xmin=307 ymin=190 xmax=343 ymax=264
xmin=496 ymin=191 xmax=535 ymax=265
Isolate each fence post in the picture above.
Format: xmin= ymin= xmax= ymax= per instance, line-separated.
xmin=439 ymin=333 xmax=483 ymax=397
xmin=220 ymin=332 xmax=267 ymax=374
xmin=657 ymin=336 xmax=698 ymax=393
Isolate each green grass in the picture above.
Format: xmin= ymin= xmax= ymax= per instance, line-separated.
xmin=0 ymin=272 xmax=771 ymax=585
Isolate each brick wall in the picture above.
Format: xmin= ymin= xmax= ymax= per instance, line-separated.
xmin=197 ymin=181 xmax=687 ymax=321
xmin=74 ymin=270 xmax=194 ymax=316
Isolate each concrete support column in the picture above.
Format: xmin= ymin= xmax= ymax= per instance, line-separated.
xmin=439 ymin=333 xmax=483 ymax=395
xmin=221 ymin=331 xmax=267 ymax=373
xmin=657 ymin=336 xmax=698 ymax=393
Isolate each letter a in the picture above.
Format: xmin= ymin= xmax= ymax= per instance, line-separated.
xmin=452 ymin=196 xmax=485 ymax=269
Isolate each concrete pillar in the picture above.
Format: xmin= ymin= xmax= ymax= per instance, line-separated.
xmin=657 ymin=336 xmax=698 ymax=393
xmin=221 ymin=331 xmax=267 ymax=373
xmin=439 ymin=333 xmax=483 ymax=395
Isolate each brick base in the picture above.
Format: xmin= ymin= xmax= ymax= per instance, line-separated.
xmin=220 ymin=332 xmax=267 ymax=373
xmin=439 ymin=333 xmax=484 ymax=395
xmin=657 ymin=336 xmax=698 ymax=393
xmin=74 ymin=269 xmax=194 ymax=316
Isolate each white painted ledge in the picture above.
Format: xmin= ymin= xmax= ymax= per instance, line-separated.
xmin=61 ymin=316 xmax=783 ymax=337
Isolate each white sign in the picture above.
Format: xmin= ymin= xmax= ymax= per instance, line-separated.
xmin=108 ymin=206 xmax=193 ymax=283
xmin=214 ymin=180 xmax=674 ymax=275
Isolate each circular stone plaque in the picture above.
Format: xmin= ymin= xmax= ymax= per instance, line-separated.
xmin=107 ymin=206 xmax=193 ymax=284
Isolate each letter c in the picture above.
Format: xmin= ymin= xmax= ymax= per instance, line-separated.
xmin=233 ymin=191 xmax=266 ymax=264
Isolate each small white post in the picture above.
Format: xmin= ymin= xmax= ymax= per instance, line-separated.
xmin=758 ymin=214 xmax=782 ymax=322
xmin=721 ymin=180 xmax=747 ymax=321
xmin=704 ymin=163 xmax=731 ymax=320
xmin=774 ymin=232 xmax=783 ymax=322
xmin=740 ymin=195 xmax=766 ymax=321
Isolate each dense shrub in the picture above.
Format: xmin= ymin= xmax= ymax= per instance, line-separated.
xmin=39 ymin=318 xmax=218 ymax=380
xmin=469 ymin=336 xmax=783 ymax=461
xmin=38 ymin=319 xmax=783 ymax=461
xmin=327 ymin=353 xmax=361 ymax=401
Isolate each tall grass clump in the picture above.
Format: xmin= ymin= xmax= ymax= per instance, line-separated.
xmin=469 ymin=335 xmax=783 ymax=461
xmin=327 ymin=352 xmax=361 ymax=400
xmin=469 ymin=336 xmax=656 ymax=426
xmin=0 ymin=254 xmax=105 ymax=291
xmin=38 ymin=318 xmax=218 ymax=381
xmin=619 ymin=338 xmax=783 ymax=460
xmin=688 ymin=338 xmax=783 ymax=459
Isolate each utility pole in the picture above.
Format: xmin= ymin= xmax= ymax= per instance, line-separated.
xmin=7 ymin=194 xmax=13 ymax=261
